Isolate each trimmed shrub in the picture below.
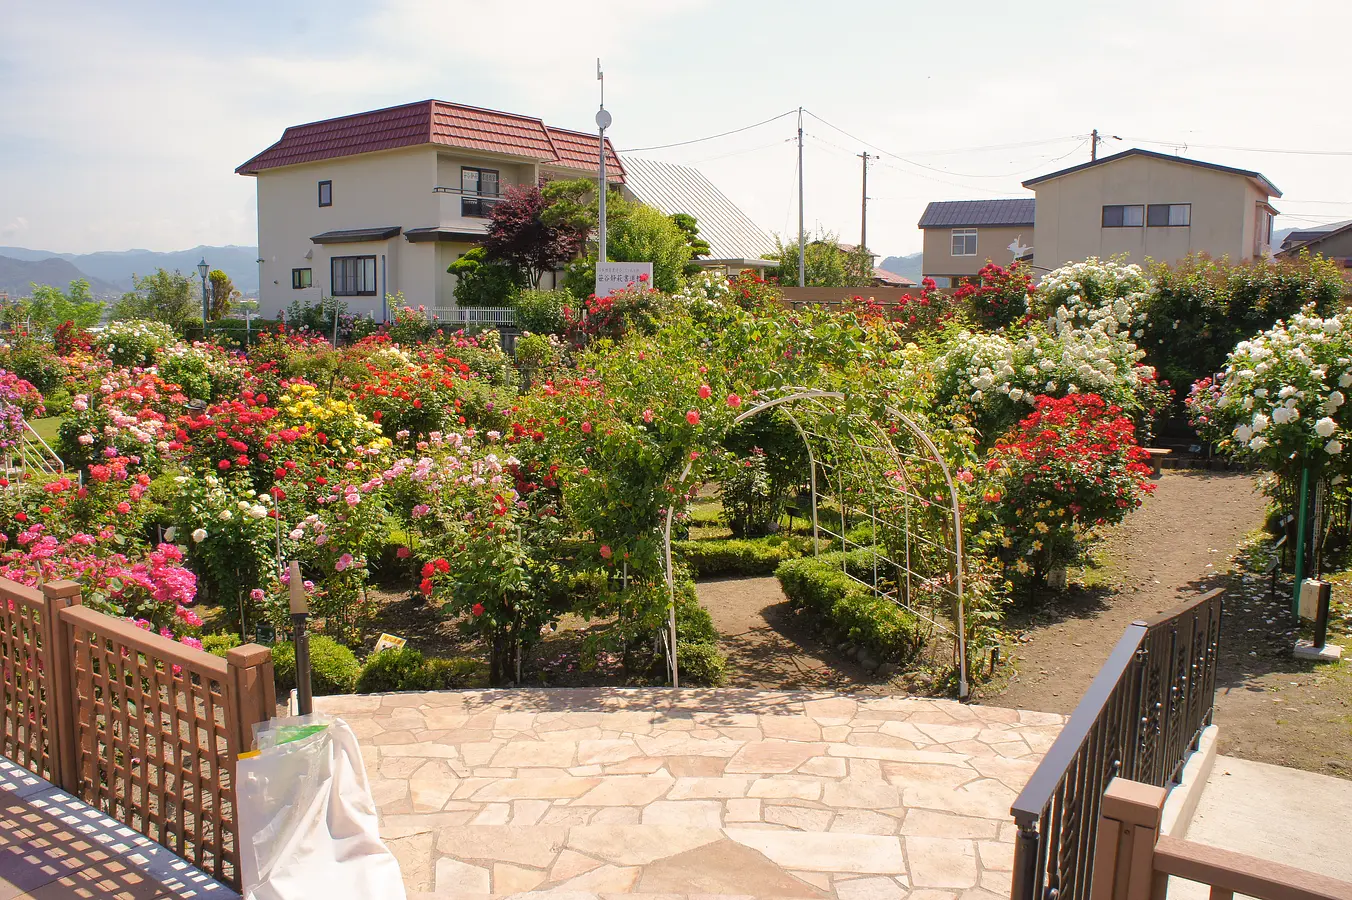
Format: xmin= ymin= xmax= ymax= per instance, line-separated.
xmin=677 ymin=641 xmax=727 ymax=686
xmin=202 ymin=633 xmax=241 ymax=658
xmin=271 ymin=636 xmax=360 ymax=696
xmin=675 ymin=589 xmax=718 ymax=644
xmin=423 ymin=657 xmax=487 ymax=689
xmin=675 ymin=535 xmax=810 ymax=577
xmin=514 ymin=289 xmax=570 ymax=335
xmin=356 ymin=647 xmax=430 ymax=693
xmin=775 ymin=550 xmax=923 ymax=664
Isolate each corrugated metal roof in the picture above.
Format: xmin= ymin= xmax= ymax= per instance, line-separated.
xmin=917 ymin=199 xmax=1036 ymax=229
xmin=619 ymin=156 xmax=773 ymax=260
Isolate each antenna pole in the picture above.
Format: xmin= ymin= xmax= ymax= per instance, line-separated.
xmin=797 ymin=107 xmax=805 ymax=288
xmin=597 ymin=59 xmax=607 ymax=265
xmin=858 ymin=151 xmax=871 ymax=252
xmin=1091 ymin=128 xmax=1099 ymax=161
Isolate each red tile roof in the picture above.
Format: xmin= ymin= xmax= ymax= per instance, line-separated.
xmin=236 ymin=100 xmax=623 ymax=180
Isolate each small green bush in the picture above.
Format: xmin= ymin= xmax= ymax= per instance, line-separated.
xmin=202 ymin=633 xmax=242 ymax=658
xmin=271 ymin=635 xmax=360 ymax=695
xmin=423 ymin=657 xmax=487 ymax=689
xmin=775 ymin=550 xmax=923 ymax=663
xmin=356 ymin=648 xmax=432 ymax=693
xmin=675 ymin=535 xmax=810 ymax=577
xmin=514 ymin=289 xmax=570 ymax=335
xmin=677 ymin=641 xmax=727 ymax=686
xmin=674 ymin=589 xmax=718 ymax=645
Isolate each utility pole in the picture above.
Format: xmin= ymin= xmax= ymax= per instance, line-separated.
xmin=858 ymin=151 xmax=871 ymax=252
xmin=1091 ymin=128 xmax=1098 ymax=161
xmin=596 ymin=60 xmax=611 ymax=265
xmin=797 ymin=107 xmax=805 ymax=288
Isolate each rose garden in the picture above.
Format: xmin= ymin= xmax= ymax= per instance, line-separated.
xmin=0 ymin=248 xmax=1344 ymax=704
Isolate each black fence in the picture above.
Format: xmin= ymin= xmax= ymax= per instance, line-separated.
xmin=1009 ymin=588 xmax=1224 ymax=900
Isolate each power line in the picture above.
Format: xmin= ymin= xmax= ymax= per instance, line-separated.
xmin=617 ymin=109 xmax=797 ymax=152
xmin=1123 ymin=136 xmax=1352 ymax=157
xmin=686 ymin=136 xmax=795 ymax=165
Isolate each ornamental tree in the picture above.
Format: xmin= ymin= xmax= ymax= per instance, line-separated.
xmin=482 ymin=183 xmax=584 ymax=288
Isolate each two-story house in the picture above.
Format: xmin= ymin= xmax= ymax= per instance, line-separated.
xmin=918 ymin=149 xmax=1282 ymax=279
xmin=236 ymin=100 xmax=623 ymax=320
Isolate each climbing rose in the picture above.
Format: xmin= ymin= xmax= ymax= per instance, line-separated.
xmin=599 ymin=544 xmax=613 ymax=560
xmin=698 ymin=384 xmax=712 ymax=399
xmin=726 ymin=394 xmax=742 ymax=408
xmin=472 ymin=603 xmax=485 ymax=616
xmin=191 ymin=528 xmax=207 ymax=543
xmin=686 ymin=410 xmax=700 ymax=425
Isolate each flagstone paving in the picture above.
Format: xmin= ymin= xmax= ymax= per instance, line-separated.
xmin=315 ymin=688 xmax=1064 ymax=900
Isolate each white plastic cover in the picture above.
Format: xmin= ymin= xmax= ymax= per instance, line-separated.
xmin=237 ymin=714 xmax=407 ymax=900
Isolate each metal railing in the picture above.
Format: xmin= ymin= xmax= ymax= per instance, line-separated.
xmin=433 ymin=186 xmax=503 ymax=218
xmin=19 ymin=419 xmax=64 ymax=475
xmin=1010 ymin=588 xmax=1224 ymax=900
xmin=431 ymin=307 xmax=517 ymax=326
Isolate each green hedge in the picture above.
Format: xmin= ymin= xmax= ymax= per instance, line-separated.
xmin=775 ymin=550 xmax=923 ymax=664
xmin=271 ymin=636 xmax=361 ymax=696
xmin=355 ymin=648 xmax=485 ymax=693
xmin=675 ymin=535 xmax=810 ymax=577
xmin=677 ymin=641 xmax=726 ymax=686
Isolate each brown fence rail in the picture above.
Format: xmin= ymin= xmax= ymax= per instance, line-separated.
xmin=1009 ymin=588 xmax=1224 ymax=900
xmin=0 ymin=577 xmax=274 ymax=889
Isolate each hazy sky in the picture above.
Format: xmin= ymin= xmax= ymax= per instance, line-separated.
xmin=3 ymin=0 xmax=1350 ymax=258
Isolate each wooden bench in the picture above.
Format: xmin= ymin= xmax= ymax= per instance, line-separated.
xmin=1144 ymin=447 xmax=1171 ymax=477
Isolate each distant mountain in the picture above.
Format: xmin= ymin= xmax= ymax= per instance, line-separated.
xmin=0 ymin=256 xmax=122 ymax=299
xmin=0 ymin=245 xmax=260 ymax=294
xmin=878 ymin=252 xmax=922 ymax=284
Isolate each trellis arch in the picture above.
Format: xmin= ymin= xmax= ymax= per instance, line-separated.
xmin=662 ymin=390 xmax=969 ymax=698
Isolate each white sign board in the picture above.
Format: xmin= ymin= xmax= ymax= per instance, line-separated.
xmin=595 ymin=262 xmax=654 ymax=297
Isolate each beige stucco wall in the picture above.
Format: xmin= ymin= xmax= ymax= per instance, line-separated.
xmin=921 ymin=224 xmax=1031 ymax=281
xmin=1030 ymin=155 xmax=1271 ymax=270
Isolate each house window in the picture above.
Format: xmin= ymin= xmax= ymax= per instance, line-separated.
xmin=318 ymin=180 xmax=332 ymax=207
xmin=1102 ymin=205 xmax=1144 ymax=227
xmin=1147 ymin=203 xmax=1191 ymax=227
xmin=291 ymin=268 xmax=312 ymax=289
xmin=331 ymin=256 xmax=376 ymax=296
xmin=951 ymin=228 xmax=977 ymax=256
xmin=461 ymin=167 xmax=500 ymax=217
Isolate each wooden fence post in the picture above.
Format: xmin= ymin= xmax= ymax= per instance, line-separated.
xmin=225 ymin=644 xmax=275 ymax=758
xmin=1091 ymin=777 xmax=1169 ymax=900
xmin=40 ymin=580 xmax=81 ymax=793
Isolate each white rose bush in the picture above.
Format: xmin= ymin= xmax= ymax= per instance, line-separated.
xmin=1194 ymin=309 xmax=1352 ymax=477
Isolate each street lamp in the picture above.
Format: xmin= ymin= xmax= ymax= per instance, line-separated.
xmin=197 ymin=258 xmax=210 ymax=337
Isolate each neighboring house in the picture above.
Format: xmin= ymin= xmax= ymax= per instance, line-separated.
xmin=236 ymin=99 xmax=623 ymax=320
xmin=1276 ymin=219 xmax=1352 ymax=269
xmin=917 ymin=199 xmax=1035 ymax=286
xmin=1021 ymin=148 xmax=1281 ymax=269
xmin=1279 ymin=219 xmax=1352 ymax=253
xmin=870 ymin=267 xmax=917 ymax=287
xmin=620 ymin=156 xmax=776 ymax=276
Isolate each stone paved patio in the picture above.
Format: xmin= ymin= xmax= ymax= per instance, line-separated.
xmin=316 ymin=688 xmax=1063 ymax=900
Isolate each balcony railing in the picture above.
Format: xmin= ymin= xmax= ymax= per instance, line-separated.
xmin=433 ymin=186 xmax=503 ymax=219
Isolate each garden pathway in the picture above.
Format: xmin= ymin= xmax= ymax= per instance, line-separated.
xmin=316 ymin=687 xmax=1064 ymax=900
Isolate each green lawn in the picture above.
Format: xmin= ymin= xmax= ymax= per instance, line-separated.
xmin=29 ymin=416 xmax=62 ymax=447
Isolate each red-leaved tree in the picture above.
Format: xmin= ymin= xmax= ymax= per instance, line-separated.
xmin=482 ymin=183 xmax=585 ymax=287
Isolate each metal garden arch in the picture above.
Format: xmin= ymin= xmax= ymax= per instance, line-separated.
xmin=661 ymin=390 xmax=969 ymax=698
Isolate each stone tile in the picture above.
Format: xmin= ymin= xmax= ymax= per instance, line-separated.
xmin=976 ymin=840 xmax=1014 ymax=871
xmin=370 ymin=777 xmax=411 ymax=807
xmin=409 ymin=760 xmax=458 ymax=811
xmin=830 ymin=810 xmax=899 ymax=836
xmin=726 ymin=741 xmax=827 ymax=774
xmin=822 ymin=782 xmax=901 ymax=810
xmin=791 ymin=870 xmax=835 ymax=890
xmin=577 ymin=739 xmax=643 ymax=765
xmin=724 ymin=830 xmax=906 ymax=874
xmin=914 ymin=723 xmax=982 ymax=745
xmin=821 ymin=725 xmax=853 ymax=742
xmin=905 ymin=837 xmax=978 ymax=888
xmin=761 ymin=716 xmax=823 ymax=742
xmin=377 ymin=742 xmax=461 ymax=759
xmin=472 ymin=803 xmax=511 ymax=825
xmin=589 ymin=806 xmax=643 ymax=825
xmin=910 ymin=890 xmax=961 ymax=900
xmin=461 ymin=740 xmax=504 ymax=766
xmin=381 ymin=811 xmax=478 ymax=838
xmin=900 ymin=810 xmax=1002 ymax=840
xmin=472 ymin=777 xmax=598 ymax=801
xmin=549 ymin=848 xmax=603 ymax=882
xmin=379 ymin=756 xmax=428 ymax=779
xmin=803 ymin=698 xmax=858 ymax=722
xmin=434 ymin=857 xmax=491 ymax=893
xmin=637 ymin=836 xmax=827 ymax=898
xmin=540 ymin=806 xmax=596 ymax=827
xmin=980 ymin=870 xmax=1014 ymax=895
xmin=573 ymin=775 xmax=673 ymax=806
xmin=511 ymin=798 xmax=552 ymax=826
xmin=668 ymin=777 xmax=751 ymax=799
xmin=903 ymin=780 xmax=1015 ymax=820
xmin=829 ymin=745 xmax=968 ymax=765
xmin=764 ymin=805 xmax=834 ymax=831
xmin=642 ymin=800 xmax=726 ymax=827
xmin=835 ymin=874 xmax=907 ymax=900
xmin=798 ymin=756 xmax=848 ymax=778
xmin=493 ymin=741 xmax=578 ymax=768
xmin=881 ymin=762 xmax=975 ymax=790
xmin=555 ymin=863 xmax=641 ymax=892
xmin=373 ymin=730 xmax=417 ymax=745
xmin=434 ymin=825 xmax=567 ymax=868
xmin=748 ymin=779 xmax=823 ymax=801
xmin=566 ymin=825 xmax=722 ymax=865
xmin=493 ymin=862 xmax=547 ymax=893
xmin=724 ymin=798 xmax=762 ymax=822
xmin=665 ymin=755 xmax=730 ymax=777
xmin=385 ymin=832 xmax=435 ymax=892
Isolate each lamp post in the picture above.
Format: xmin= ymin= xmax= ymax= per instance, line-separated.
xmin=596 ymin=59 xmax=610 ymax=265
xmin=197 ymin=258 xmax=210 ymax=338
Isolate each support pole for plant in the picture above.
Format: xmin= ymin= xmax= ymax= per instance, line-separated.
xmin=1292 ymin=463 xmax=1311 ymax=618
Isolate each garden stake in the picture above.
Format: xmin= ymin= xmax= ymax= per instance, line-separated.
xmin=1292 ymin=464 xmax=1310 ymax=618
xmin=289 ymin=560 xmax=313 ymax=716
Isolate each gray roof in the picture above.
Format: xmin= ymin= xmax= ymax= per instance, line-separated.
xmin=620 ymin=156 xmax=773 ymax=260
xmin=1022 ymin=148 xmax=1281 ymax=198
xmin=917 ymin=198 xmax=1036 ymax=229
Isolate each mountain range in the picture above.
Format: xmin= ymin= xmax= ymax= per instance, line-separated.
xmin=0 ymin=245 xmax=260 ymax=299
xmin=878 ymin=252 xmax=922 ymax=283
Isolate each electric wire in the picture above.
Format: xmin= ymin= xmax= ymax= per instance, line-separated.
xmin=617 ymin=109 xmax=797 ymax=153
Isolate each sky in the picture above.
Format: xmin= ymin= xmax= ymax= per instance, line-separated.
xmin=3 ymin=0 xmax=1351 ymax=259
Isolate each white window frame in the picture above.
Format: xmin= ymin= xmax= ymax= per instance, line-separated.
xmin=951 ymin=228 xmax=978 ymax=256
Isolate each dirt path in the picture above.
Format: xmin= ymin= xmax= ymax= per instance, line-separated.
xmin=991 ymin=471 xmax=1267 ymax=711
xmin=697 ymin=576 xmax=885 ymax=693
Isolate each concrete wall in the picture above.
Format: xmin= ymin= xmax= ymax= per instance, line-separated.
xmin=1031 ymin=155 xmax=1269 ymax=270
xmin=921 ymin=225 xmax=1030 ymax=282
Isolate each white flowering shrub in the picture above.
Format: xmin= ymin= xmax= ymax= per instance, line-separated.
xmin=674 ymin=270 xmax=734 ymax=309
xmin=96 ymin=320 xmax=176 ymax=368
xmin=1203 ymin=309 xmax=1352 ymax=473
xmin=1039 ymin=257 xmax=1150 ymax=327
